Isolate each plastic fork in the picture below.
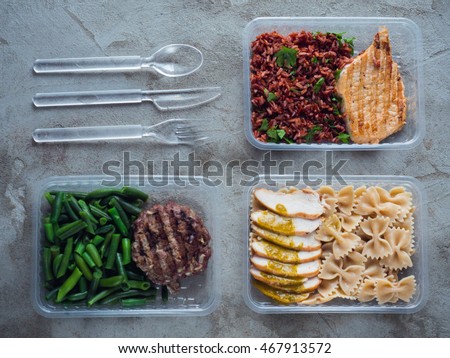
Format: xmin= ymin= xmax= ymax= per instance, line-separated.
xmin=32 ymin=119 xmax=210 ymax=145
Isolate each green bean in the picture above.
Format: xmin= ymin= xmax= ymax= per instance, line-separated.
xmin=92 ymin=235 xmax=105 ymax=247
xmin=74 ymin=241 xmax=86 ymax=255
xmin=57 ymin=214 xmax=70 ymax=224
xmin=74 ymin=253 xmax=93 ymax=281
xmin=125 ymin=270 xmax=145 ymax=281
xmin=52 ymin=253 xmax=63 ymax=277
xmin=86 ymin=243 xmax=102 ymax=268
xmin=78 ymin=200 xmax=98 ymax=224
xmin=95 ymin=224 xmax=115 ymax=235
xmin=56 ymin=237 xmax=73 ymax=278
xmin=79 ymin=211 xmax=95 ymax=235
xmin=50 ymin=192 xmax=64 ymax=224
xmin=99 ymin=275 xmax=123 ymax=288
xmin=121 ymin=298 xmax=148 ymax=307
xmin=116 ymin=253 xmax=129 ymax=290
xmin=56 ymin=220 xmax=87 ymax=240
xmin=44 ymin=192 xmax=55 ymax=206
xmin=63 ymin=195 xmax=79 ymax=221
xmin=66 ymin=291 xmax=88 ymax=302
xmin=120 ymin=187 xmax=149 ymax=201
xmin=56 ymin=267 xmax=82 ymax=303
xmin=100 ymin=289 xmax=156 ymax=305
xmin=109 ymin=197 xmax=130 ymax=228
xmin=108 ymin=207 xmax=128 ymax=237
xmin=50 ymin=245 xmax=60 ymax=259
xmin=112 ymin=196 xmax=143 ymax=215
xmin=81 ymin=251 xmax=96 ymax=268
xmin=99 ymin=217 xmax=108 ymax=226
xmin=88 ymin=270 xmax=102 ymax=299
xmin=128 ymin=280 xmax=151 ymax=291
xmin=50 ymin=191 xmax=87 ymax=199
xmin=121 ymin=238 xmax=131 ymax=265
xmin=89 ymin=204 xmax=111 ymax=220
xmin=67 ymin=195 xmax=82 ymax=215
xmin=45 ymin=287 xmax=59 ymax=301
xmin=105 ymin=234 xmax=120 ymax=269
xmin=78 ymin=276 xmax=88 ymax=292
xmin=162 ymin=285 xmax=169 ymax=302
xmin=87 ymin=287 xmax=120 ymax=307
xmin=43 ymin=247 xmax=54 ymax=281
xmin=44 ymin=223 xmax=55 ymax=244
xmin=85 ymin=188 xmax=122 ymax=200
xmin=99 ymin=230 xmax=114 ymax=258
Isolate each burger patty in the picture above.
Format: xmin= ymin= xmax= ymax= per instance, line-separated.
xmin=132 ymin=202 xmax=212 ymax=293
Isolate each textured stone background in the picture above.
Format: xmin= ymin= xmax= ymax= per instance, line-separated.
xmin=0 ymin=0 xmax=449 ymax=337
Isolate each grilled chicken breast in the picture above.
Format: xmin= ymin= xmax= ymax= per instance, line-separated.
xmin=336 ymin=27 xmax=407 ymax=144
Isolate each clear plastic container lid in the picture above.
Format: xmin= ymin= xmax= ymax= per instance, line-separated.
xmin=32 ymin=175 xmax=220 ymax=318
xmin=244 ymin=175 xmax=428 ymax=313
xmin=243 ymin=17 xmax=425 ymax=151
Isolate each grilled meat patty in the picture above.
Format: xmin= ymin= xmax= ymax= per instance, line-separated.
xmin=132 ymin=202 xmax=211 ymax=293
xmin=336 ymin=27 xmax=407 ymax=144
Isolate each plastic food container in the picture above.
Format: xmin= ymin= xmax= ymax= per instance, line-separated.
xmin=32 ymin=175 xmax=220 ymax=317
xmin=244 ymin=175 xmax=428 ymax=314
xmin=243 ymin=17 xmax=424 ymax=151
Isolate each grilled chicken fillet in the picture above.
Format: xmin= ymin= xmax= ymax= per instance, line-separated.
xmin=336 ymin=27 xmax=407 ymax=144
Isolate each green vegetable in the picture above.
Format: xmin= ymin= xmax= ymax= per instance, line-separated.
xmin=121 ymin=238 xmax=131 ymax=265
xmin=105 ymin=234 xmax=121 ymax=270
xmin=274 ymin=46 xmax=298 ymax=68
xmin=304 ymin=126 xmax=322 ymax=143
xmin=311 ymin=56 xmax=319 ymax=64
xmin=335 ymin=69 xmax=342 ymax=80
xmin=263 ymin=88 xmax=278 ymax=103
xmin=56 ymin=237 xmax=73 ymax=278
xmin=50 ymin=192 xmax=64 ymax=224
xmin=121 ymin=298 xmax=148 ymax=307
xmin=337 ymin=132 xmax=351 ymax=143
xmin=313 ymin=77 xmax=325 ymax=93
xmin=258 ymin=119 xmax=269 ymax=132
xmin=41 ymin=187 xmax=160 ymax=307
xmin=267 ymin=127 xmax=286 ymax=144
xmin=56 ymin=267 xmax=83 ymax=303
xmin=56 ymin=220 xmax=87 ymax=240
xmin=108 ymin=207 xmax=128 ymax=237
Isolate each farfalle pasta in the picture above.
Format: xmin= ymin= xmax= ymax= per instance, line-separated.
xmin=249 ymin=184 xmax=417 ymax=306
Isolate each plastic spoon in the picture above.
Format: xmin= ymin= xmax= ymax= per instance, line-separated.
xmin=33 ymin=44 xmax=204 ymax=77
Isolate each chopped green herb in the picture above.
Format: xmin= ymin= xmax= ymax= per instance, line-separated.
xmin=267 ymin=92 xmax=278 ymax=102
xmin=289 ymin=70 xmax=296 ymax=76
xmin=284 ymin=137 xmax=294 ymax=144
xmin=311 ymin=57 xmax=319 ymax=64
xmin=335 ymin=69 xmax=342 ymax=80
xmin=313 ymin=77 xmax=325 ymax=93
xmin=263 ymin=88 xmax=278 ymax=102
xmin=266 ymin=126 xmax=287 ymax=144
xmin=304 ymin=125 xmax=322 ymax=143
xmin=343 ymin=37 xmax=356 ymax=55
xmin=258 ymin=118 xmax=269 ymax=132
xmin=337 ymin=133 xmax=351 ymax=143
xmin=333 ymin=106 xmax=341 ymax=115
xmin=274 ymin=46 xmax=298 ymax=69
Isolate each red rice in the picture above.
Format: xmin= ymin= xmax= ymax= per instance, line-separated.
xmin=250 ymin=31 xmax=354 ymax=144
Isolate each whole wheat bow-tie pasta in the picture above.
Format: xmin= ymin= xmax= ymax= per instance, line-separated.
xmin=359 ymin=216 xmax=393 ymax=259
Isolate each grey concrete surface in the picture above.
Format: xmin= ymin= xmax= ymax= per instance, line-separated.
xmin=1 ymin=0 xmax=449 ymax=338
